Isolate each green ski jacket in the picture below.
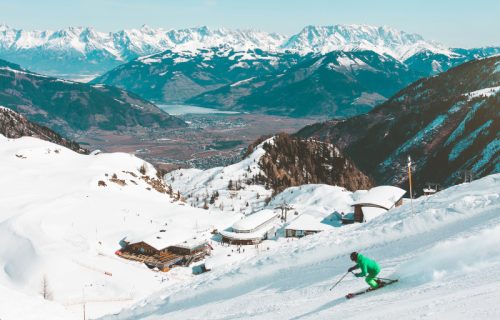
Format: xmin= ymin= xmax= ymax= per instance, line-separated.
xmin=356 ymin=254 xmax=380 ymax=277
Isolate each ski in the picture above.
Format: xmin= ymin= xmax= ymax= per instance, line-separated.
xmin=345 ymin=279 xmax=398 ymax=299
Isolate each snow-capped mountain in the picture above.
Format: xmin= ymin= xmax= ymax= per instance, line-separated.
xmin=0 ymin=23 xmax=455 ymax=78
xmin=0 ymin=24 xmax=286 ymax=78
xmin=281 ymin=24 xmax=453 ymax=60
xmin=92 ymin=46 xmax=304 ymax=103
xmin=297 ymin=55 xmax=500 ymax=190
xmin=188 ymin=50 xmax=423 ymax=117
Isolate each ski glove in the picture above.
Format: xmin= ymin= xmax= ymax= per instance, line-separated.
xmin=348 ymin=266 xmax=357 ymax=272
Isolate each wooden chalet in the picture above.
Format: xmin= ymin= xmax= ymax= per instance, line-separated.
xmin=117 ymin=232 xmax=211 ymax=272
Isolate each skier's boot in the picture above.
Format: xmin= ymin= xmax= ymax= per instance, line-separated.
xmin=376 ymin=279 xmax=385 ymax=288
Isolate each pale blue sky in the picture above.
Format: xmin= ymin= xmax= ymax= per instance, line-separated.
xmin=1 ymin=0 xmax=498 ymax=48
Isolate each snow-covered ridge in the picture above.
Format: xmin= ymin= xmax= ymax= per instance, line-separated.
xmin=0 ymin=23 xmax=450 ymax=61
xmin=0 ymin=24 xmax=285 ymax=61
xmin=280 ymin=24 xmax=453 ymax=60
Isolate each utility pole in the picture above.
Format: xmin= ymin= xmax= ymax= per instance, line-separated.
xmin=82 ymin=287 xmax=86 ymax=320
xmin=407 ymin=156 xmax=414 ymax=215
xmin=275 ymin=202 xmax=294 ymax=222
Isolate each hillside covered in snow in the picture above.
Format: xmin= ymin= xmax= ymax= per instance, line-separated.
xmin=102 ymin=173 xmax=500 ymax=320
xmin=0 ymin=133 xmax=372 ymax=319
xmin=165 ymin=133 xmax=372 ymax=213
xmin=0 ymin=135 xmax=240 ymax=319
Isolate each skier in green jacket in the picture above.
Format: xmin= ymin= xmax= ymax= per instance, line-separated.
xmin=348 ymin=252 xmax=382 ymax=289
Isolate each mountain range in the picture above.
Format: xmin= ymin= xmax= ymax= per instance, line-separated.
xmin=0 ymin=24 xmax=455 ymax=78
xmin=296 ymin=55 xmax=500 ymax=191
xmin=92 ymin=47 xmax=305 ymax=103
xmin=187 ymin=50 xmax=422 ymax=117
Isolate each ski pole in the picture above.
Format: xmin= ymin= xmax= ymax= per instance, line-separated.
xmin=329 ymin=271 xmax=352 ymax=291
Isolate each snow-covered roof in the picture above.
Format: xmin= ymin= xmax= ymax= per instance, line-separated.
xmin=220 ymin=226 xmax=273 ymax=241
xmin=351 ymin=186 xmax=406 ymax=210
xmin=233 ymin=210 xmax=278 ymax=232
xmin=361 ymin=206 xmax=388 ymax=221
xmin=127 ymin=232 xmax=207 ymax=251
xmin=285 ymin=214 xmax=334 ymax=232
xmin=135 ymin=232 xmax=178 ymax=251
xmin=172 ymin=237 xmax=208 ymax=250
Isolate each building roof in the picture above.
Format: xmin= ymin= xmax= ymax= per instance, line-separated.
xmin=126 ymin=230 xmax=206 ymax=251
xmin=172 ymin=237 xmax=208 ymax=250
xmin=285 ymin=214 xmax=334 ymax=232
xmin=220 ymin=226 xmax=273 ymax=241
xmin=232 ymin=210 xmax=278 ymax=232
xmin=351 ymin=186 xmax=406 ymax=210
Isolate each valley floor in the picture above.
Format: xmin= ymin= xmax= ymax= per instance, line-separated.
xmin=75 ymin=113 xmax=317 ymax=170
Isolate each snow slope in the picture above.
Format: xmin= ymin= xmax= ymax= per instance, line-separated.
xmin=0 ymin=136 xmax=240 ymax=319
xmin=164 ymin=138 xmax=273 ymax=215
xmin=101 ymin=173 xmax=500 ymax=319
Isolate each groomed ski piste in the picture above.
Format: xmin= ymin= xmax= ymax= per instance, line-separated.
xmin=102 ymin=174 xmax=500 ymax=320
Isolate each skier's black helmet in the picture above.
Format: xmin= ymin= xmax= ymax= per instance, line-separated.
xmin=350 ymin=252 xmax=358 ymax=262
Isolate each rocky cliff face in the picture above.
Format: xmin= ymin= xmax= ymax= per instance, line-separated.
xmin=247 ymin=133 xmax=373 ymax=194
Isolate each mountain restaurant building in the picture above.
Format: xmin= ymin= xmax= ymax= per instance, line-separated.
xmin=220 ymin=210 xmax=278 ymax=245
xmin=117 ymin=232 xmax=211 ymax=272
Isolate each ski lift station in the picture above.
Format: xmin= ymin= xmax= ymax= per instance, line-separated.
xmin=344 ymin=186 xmax=406 ymax=224
xmin=220 ymin=210 xmax=279 ymax=245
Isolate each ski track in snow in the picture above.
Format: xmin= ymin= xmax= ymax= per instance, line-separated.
xmin=102 ymin=174 xmax=500 ymax=320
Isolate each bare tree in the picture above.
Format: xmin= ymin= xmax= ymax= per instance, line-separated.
xmin=41 ymin=274 xmax=53 ymax=300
